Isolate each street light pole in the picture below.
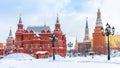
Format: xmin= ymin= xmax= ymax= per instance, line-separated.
xmin=49 ymin=34 xmax=58 ymax=60
xmin=68 ymin=42 xmax=73 ymax=58
xmin=101 ymin=23 xmax=115 ymax=60
xmin=107 ymin=34 xmax=110 ymax=60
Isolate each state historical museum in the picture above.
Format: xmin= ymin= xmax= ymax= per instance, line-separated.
xmin=10 ymin=15 xmax=66 ymax=58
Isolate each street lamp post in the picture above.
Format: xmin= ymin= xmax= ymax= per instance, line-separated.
xmin=68 ymin=42 xmax=73 ymax=58
xmin=101 ymin=23 xmax=115 ymax=60
xmin=49 ymin=34 xmax=58 ymax=60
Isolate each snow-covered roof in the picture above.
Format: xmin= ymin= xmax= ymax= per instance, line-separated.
xmin=27 ymin=25 xmax=51 ymax=34
xmin=36 ymin=51 xmax=48 ymax=54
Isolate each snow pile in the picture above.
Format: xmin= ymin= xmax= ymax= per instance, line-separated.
xmin=1 ymin=53 xmax=35 ymax=61
xmin=110 ymin=52 xmax=120 ymax=63
xmin=49 ymin=55 xmax=73 ymax=62
xmin=111 ymin=52 xmax=120 ymax=58
xmin=0 ymin=55 xmax=120 ymax=68
xmin=36 ymin=51 xmax=48 ymax=54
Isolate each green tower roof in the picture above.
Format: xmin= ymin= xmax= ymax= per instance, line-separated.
xmin=86 ymin=17 xmax=88 ymax=29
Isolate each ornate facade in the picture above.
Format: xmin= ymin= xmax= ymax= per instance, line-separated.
xmin=5 ymin=15 xmax=66 ymax=58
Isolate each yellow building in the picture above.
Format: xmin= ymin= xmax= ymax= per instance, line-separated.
xmin=110 ymin=35 xmax=120 ymax=50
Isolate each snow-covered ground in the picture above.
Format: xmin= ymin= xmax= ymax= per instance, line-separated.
xmin=0 ymin=53 xmax=120 ymax=68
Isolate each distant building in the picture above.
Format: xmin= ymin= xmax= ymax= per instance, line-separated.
xmin=77 ymin=17 xmax=91 ymax=56
xmin=110 ymin=34 xmax=120 ymax=51
xmin=5 ymin=14 xmax=66 ymax=58
xmin=74 ymin=37 xmax=78 ymax=51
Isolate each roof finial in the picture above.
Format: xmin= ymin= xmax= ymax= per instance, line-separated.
xmin=56 ymin=13 xmax=59 ymax=23
xmin=9 ymin=26 xmax=12 ymax=37
xmin=19 ymin=13 xmax=22 ymax=23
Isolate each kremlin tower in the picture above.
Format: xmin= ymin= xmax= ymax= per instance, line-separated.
xmin=6 ymin=27 xmax=14 ymax=54
xmin=77 ymin=17 xmax=91 ymax=56
xmin=93 ymin=9 xmax=107 ymax=54
xmin=84 ymin=17 xmax=90 ymax=42
xmin=15 ymin=14 xmax=24 ymax=48
xmin=54 ymin=14 xmax=66 ymax=56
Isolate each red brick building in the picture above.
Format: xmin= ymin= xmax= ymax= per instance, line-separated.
xmin=6 ymin=15 xmax=66 ymax=58
xmin=93 ymin=9 xmax=107 ymax=54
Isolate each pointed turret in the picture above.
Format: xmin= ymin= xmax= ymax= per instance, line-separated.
xmin=19 ymin=13 xmax=22 ymax=23
xmin=6 ymin=27 xmax=14 ymax=47
xmin=17 ymin=13 xmax=23 ymax=29
xmin=84 ymin=17 xmax=90 ymax=42
xmin=54 ymin=13 xmax=62 ymax=35
xmin=56 ymin=13 xmax=59 ymax=23
xmin=96 ymin=8 xmax=102 ymax=26
xmin=86 ymin=17 xmax=88 ymax=29
xmin=55 ymin=13 xmax=61 ymax=29
xmin=97 ymin=8 xmax=101 ymax=17
xmin=9 ymin=27 xmax=13 ymax=37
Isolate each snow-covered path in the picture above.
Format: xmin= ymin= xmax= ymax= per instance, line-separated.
xmin=0 ymin=54 xmax=120 ymax=68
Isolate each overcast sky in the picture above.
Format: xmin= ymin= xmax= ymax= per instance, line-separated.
xmin=0 ymin=0 xmax=120 ymax=46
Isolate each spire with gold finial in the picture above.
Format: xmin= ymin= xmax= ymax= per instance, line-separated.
xmin=56 ymin=13 xmax=59 ymax=23
xmin=19 ymin=13 xmax=22 ymax=23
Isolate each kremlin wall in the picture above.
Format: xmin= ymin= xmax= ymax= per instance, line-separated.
xmin=0 ymin=9 xmax=120 ymax=58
